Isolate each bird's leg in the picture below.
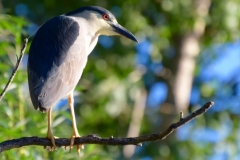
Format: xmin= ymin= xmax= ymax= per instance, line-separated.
xmin=67 ymin=92 xmax=83 ymax=154
xmin=44 ymin=107 xmax=57 ymax=151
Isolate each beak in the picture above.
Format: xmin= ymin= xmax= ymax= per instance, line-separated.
xmin=111 ymin=23 xmax=138 ymax=43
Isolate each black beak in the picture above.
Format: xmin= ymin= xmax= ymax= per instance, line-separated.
xmin=112 ymin=23 xmax=138 ymax=43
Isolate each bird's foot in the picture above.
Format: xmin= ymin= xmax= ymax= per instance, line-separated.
xmin=44 ymin=131 xmax=58 ymax=151
xmin=65 ymin=132 xmax=84 ymax=155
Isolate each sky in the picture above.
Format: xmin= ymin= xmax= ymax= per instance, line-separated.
xmin=134 ymin=39 xmax=240 ymax=159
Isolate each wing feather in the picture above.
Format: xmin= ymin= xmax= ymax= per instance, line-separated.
xmin=28 ymin=15 xmax=86 ymax=112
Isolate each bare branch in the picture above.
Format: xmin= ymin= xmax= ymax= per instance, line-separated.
xmin=0 ymin=38 xmax=28 ymax=101
xmin=0 ymin=101 xmax=214 ymax=153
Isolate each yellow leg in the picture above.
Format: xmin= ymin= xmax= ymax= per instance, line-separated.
xmin=68 ymin=92 xmax=83 ymax=154
xmin=45 ymin=107 xmax=57 ymax=151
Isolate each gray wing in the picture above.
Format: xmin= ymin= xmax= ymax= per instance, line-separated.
xmin=28 ymin=15 xmax=86 ymax=112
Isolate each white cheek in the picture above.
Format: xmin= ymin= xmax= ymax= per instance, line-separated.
xmin=97 ymin=21 xmax=116 ymax=36
xmin=112 ymin=19 xmax=118 ymax=24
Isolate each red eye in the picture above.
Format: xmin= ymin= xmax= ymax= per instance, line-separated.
xmin=102 ymin=14 xmax=109 ymax=20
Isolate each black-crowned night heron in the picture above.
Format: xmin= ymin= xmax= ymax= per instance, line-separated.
xmin=27 ymin=6 xmax=138 ymax=153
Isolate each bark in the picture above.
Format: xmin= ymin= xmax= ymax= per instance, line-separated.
xmin=0 ymin=102 xmax=214 ymax=153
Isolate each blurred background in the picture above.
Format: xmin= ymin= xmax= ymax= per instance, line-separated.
xmin=0 ymin=0 xmax=240 ymax=159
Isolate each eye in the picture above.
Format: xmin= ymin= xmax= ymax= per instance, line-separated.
xmin=102 ymin=14 xmax=109 ymax=21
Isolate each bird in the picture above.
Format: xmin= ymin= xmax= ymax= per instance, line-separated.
xmin=27 ymin=6 xmax=138 ymax=153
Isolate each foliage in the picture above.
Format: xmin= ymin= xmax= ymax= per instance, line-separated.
xmin=0 ymin=0 xmax=240 ymax=159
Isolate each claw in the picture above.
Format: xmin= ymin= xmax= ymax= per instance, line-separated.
xmin=44 ymin=131 xmax=58 ymax=151
xmin=69 ymin=133 xmax=84 ymax=155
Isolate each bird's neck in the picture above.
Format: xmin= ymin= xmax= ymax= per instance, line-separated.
xmin=72 ymin=17 xmax=99 ymax=56
xmin=87 ymin=30 xmax=99 ymax=55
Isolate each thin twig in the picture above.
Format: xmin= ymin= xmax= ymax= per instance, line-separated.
xmin=0 ymin=101 xmax=214 ymax=153
xmin=0 ymin=38 xmax=28 ymax=101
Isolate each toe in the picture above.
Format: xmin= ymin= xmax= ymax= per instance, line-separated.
xmin=68 ymin=134 xmax=83 ymax=153
xmin=77 ymin=145 xmax=80 ymax=155
xmin=45 ymin=133 xmax=57 ymax=151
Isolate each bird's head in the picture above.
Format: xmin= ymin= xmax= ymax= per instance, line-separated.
xmin=66 ymin=6 xmax=138 ymax=42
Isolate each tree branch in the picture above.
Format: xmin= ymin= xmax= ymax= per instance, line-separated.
xmin=0 ymin=101 xmax=214 ymax=153
xmin=0 ymin=38 xmax=28 ymax=101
